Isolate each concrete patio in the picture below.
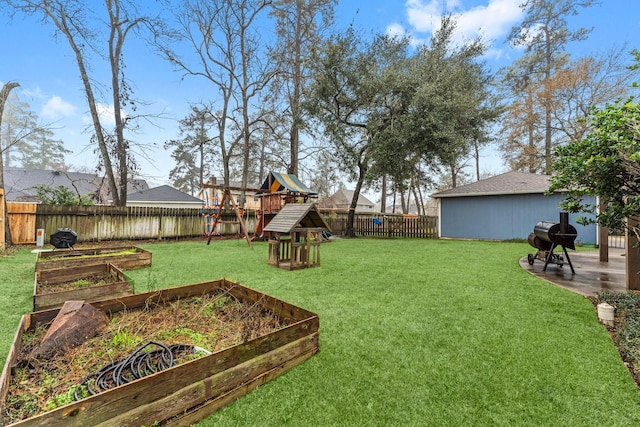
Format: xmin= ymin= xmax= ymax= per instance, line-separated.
xmin=520 ymin=248 xmax=627 ymax=296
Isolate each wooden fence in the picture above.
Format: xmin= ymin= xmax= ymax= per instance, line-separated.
xmin=320 ymin=210 xmax=439 ymax=239
xmin=6 ymin=203 xmax=438 ymax=245
xmin=7 ymin=202 xmax=38 ymax=244
xmin=7 ymin=203 xmax=259 ymax=244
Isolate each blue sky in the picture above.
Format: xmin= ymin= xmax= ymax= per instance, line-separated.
xmin=1 ymin=0 xmax=638 ymax=190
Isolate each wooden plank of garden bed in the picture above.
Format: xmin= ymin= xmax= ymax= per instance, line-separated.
xmin=34 ymin=282 xmax=133 ymax=312
xmin=28 ymin=278 xmax=306 ymax=328
xmin=8 ymin=319 xmax=319 ymax=426
xmin=216 ymin=278 xmax=317 ymax=322
xmin=5 ymin=279 xmax=319 ymax=426
xmin=106 ymin=333 xmax=319 ymax=426
xmin=25 ymin=279 xmax=240 ymax=327
xmin=36 ymin=263 xmax=112 ymax=284
xmin=167 ymin=346 xmax=316 ymax=426
xmin=0 ymin=316 xmax=29 ymax=418
xmin=34 ymin=263 xmax=133 ymax=311
xmin=35 ymin=246 xmax=152 ymax=272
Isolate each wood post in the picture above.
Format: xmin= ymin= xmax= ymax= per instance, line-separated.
xmin=626 ymin=218 xmax=640 ymax=291
xmin=598 ymin=200 xmax=609 ymax=262
xmin=0 ymin=188 xmax=4 ymax=251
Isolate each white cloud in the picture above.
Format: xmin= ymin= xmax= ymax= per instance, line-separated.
xmin=41 ymin=96 xmax=76 ymax=119
xmin=93 ymin=103 xmax=129 ymax=128
xmin=405 ymin=0 xmax=523 ymax=45
xmin=386 ymin=22 xmax=408 ymax=39
xmin=96 ymin=103 xmax=116 ymax=126
xmin=22 ymin=87 xmax=46 ymax=100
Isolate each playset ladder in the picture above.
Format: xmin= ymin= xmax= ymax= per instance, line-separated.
xmin=206 ymin=187 xmax=253 ymax=248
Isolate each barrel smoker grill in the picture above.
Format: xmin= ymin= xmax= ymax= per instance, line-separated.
xmin=527 ymin=212 xmax=577 ymax=274
xmin=50 ymin=227 xmax=78 ymax=249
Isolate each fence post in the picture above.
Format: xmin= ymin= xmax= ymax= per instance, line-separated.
xmin=0 ymin=188 xmax=5 ymax=250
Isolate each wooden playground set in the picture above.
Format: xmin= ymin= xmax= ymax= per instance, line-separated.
xmin=200 ymin=172 xmax=330 ymax=270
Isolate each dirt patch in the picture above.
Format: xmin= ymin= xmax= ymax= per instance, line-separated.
xmin=4 ymin=290 xmax=290 ymax=424
xmin=37 ymin=272 xmax=117 ymax=294
xmin=0 ymin=246 xmax=21 ymax=257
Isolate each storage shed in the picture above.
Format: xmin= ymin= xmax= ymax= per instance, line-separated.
xmin=430 ymin=171 xmax=597 ymax=244
xmin=263 ymin=204 xmax=330 ymax=270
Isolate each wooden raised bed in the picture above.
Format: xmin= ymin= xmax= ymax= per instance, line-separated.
xmin=35 ymin=246 xmax=152 ymax=272
xmin=34 ymin=263 xmax=134 ymax=311
xmin=0 ymin=279 xmax=319 ymax=426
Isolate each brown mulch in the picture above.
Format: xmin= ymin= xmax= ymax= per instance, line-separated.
xmin=4 ymin=289 xmax=290 ymax=424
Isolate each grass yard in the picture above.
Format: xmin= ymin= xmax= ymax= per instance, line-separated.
xmin=2 ymin=238 xmax=640 ymax=426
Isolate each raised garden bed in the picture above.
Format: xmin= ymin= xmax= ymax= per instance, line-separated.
xmin=0 ymin=278 xmax=319 ymax=426
xmin=35 ymin=246 xmax=152 ymax=272
xmin=33 ymin=263 xmax=134 ymax=311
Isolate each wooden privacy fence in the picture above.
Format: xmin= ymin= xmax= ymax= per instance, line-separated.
xmin=320 ymin=210 xmax=438 ymax=239
xmin=37 ymin=205 xmax=206 ymax=243
xmin=6 ymin=204 xmax=438 ymax=244
xmin=7 ymin=202 xmax=37 ymax=244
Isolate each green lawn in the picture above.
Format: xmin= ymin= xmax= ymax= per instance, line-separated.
xmin=2 ymin=238 xmax=639 ymax=426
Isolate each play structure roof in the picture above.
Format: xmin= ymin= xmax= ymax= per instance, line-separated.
xmin=260 ymin=172 xmax=317 ymax=195
xmin=263 ymin=204 xmax=329 ymax=233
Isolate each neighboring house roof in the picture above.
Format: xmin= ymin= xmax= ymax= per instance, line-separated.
xmin=127 ymin=185 xmax=202 ymax=203
xmin=127 ymin=179 xmax=149 ymax=193
xmin=260 ymin=171 xmax=317 ymax=195
xmin=263 ymin=203 xmax=330 ymax=233
xmin=430 ymin=171 xmax=552 ymax=198
xmin=3 ymin=167 xmax=104 ymax=202
xmin=319 ymin=189 xmax=375 ymax=209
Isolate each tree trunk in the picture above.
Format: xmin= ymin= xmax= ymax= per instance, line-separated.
xmin=288 ymin=20 xmax=301 ymax=176
xmin=380 ymin=174 xmax=387 ymax=213
xmin=474 ymin=140 xmax=480 ymax=181
xmin=61 ymin=12 xmax=121 ymax=205
xmin=346 ymin=153 xmax=367 ymax=237
xmin=0 ymin=82 xmax=20 ymax=246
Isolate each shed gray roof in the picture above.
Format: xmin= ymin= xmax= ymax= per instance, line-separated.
xmin=263 ymin=204 xmax=330 ymax=233
xmin=430 ymin=171 xmax=552 ymax=198
xmin=127 ymin=185 xmax=202 ymax=203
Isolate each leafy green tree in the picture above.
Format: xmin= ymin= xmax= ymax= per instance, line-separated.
xmin=549 ymin=98 xmax=640 ymax=234
xmin=1 ymin=93 xmax=71 ymax=170
xmin=500 ymin=46 xmax=638 ymax=173
xmin=550 ymin=50 xmax=640 ymax=244
xmin=34 ymin=184 xmax=94 ymax=205
xmin=19 ymin=127 xmax=71 ymax=170
xmin=507 ymin=0 xmax=596 ymax=173
xmin=370 ymin=18 xmax=499 ymax=190
xmin=306 ymin=29 xmax=406 ymax=235
xmin=307 ymin=18 xmax=498 ymax=229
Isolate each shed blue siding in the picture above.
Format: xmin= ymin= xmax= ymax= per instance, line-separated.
xmin=439 ymin=193 xmax=597 ymax=244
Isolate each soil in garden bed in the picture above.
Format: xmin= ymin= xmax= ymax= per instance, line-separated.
xmin=40 ymin=248 xmax=139 ymax=261
xmin=37 ymin=272 xmax=118 ymax=294
xmin=4 ymin=290 xmax=291 ymax=424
